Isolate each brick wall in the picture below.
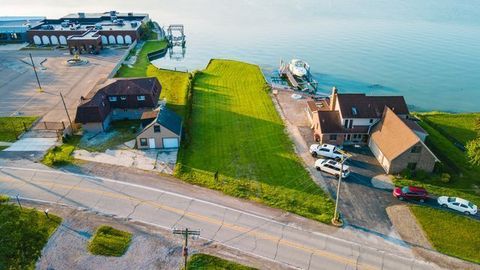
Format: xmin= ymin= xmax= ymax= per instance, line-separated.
xmin=389 ymin=142 xmax=436 ymax=173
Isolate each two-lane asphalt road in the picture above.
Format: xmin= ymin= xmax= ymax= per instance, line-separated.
xmin=0 ymin=166 xmax=439 ymax=270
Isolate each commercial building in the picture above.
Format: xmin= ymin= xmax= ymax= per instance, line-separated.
xmin=26 ymin=11 xmax=149 ymax=54
xmin=0 ymin=16 xmax=44 ymax=43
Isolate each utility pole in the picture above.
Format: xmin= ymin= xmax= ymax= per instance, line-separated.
xmin=332 ymin=150 xmax=351 ymax=226
xmin=59 ymin=92 xmax=74 ymax=133
xmin=173 ymin=228 xmax=200 ymax=270
xmin=29 ymin=53 xmax=43 ymax=92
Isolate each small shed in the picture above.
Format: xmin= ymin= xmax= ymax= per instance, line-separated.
xmin=136 ymin=107 xmax=182 ymax=149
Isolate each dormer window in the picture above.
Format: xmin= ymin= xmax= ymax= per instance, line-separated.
xmin=120 ymin=96 xmax=127 ymax=101
xmin=137 ymin=95 xmax=145 ymax=101
xmin=352 ymin=107 xmax=358 ymax=116
xmin=108 ymin=96 xmax=117 ymax=102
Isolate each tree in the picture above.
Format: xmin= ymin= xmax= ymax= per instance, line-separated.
xmin=0 ymin=205 xmax=50 ymax=270
xmin=466 ymin=138 xmax=480 ymax=166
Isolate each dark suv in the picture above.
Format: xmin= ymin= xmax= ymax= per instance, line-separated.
xmin=393 ymin=186 xmax=429 ymax=202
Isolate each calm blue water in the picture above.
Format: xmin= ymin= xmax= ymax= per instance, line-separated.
xmin=5 ymin=0 xmax=480 ymax=112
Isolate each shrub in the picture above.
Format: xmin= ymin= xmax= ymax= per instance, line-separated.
xmin=440 ymin=173 xmax=451 ymax=183
xmin=88 ymin=226 xmax=132 ymax=257
xmin=0 ymin=194 xmax=9 ymax=203
xmin=400 ymin=168 xmax=414 ymax=179
xmin=415 ymin=170 xmax=430 ymax=181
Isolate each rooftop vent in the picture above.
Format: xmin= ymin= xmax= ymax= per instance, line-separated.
xmin=110 ymin=10 xmax=117 ymax=16
xmin=352 ymin=107 xmax=358 ymax=116
xmin=128 ymin=12 xmax=133 ymax=16
xmin=78 ymin=12 xmax=85 ymax=18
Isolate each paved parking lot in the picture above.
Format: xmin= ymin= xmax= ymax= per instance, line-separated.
xmin=0 ymin=48 xmax=125 ymax=125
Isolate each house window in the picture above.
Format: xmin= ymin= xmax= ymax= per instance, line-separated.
xmin=329 ymin=134 xmax=337 ymax=140
xmin=120 ymin=96 xmax=127 ymax=101
xmin=153 ymin=125 xmax=160 ymax=133
xmin=109 ymin=96 xmax=117 ymax=102
xmin=140 ymin=138 xmax=148 ymax=146
xmin=137 ymin=95 xmax=145 ymax=101
xmin=411 ymin=145 xmax=422 ymax=153
xmin=407 ymin=162 xmax=417 ymax=170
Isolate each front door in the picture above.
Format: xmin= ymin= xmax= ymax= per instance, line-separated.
xmin=148 ymin=138 xmax=156 ymax=149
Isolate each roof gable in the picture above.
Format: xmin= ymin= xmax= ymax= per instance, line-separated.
xmin=370 ymin=107 xmax=420 ymax=161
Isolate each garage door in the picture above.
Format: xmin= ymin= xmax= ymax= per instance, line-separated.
xmin=162 ymin=138 xmax=179 ymax=148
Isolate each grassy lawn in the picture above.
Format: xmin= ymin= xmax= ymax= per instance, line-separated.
xmin=0 ymin=116 xmax=38 ymax=142
xmin=42 ymin=135 xmax=81 ymax=166
xmin=419 ymin=112 xmax=480 ymax=144
xmin=0 ymin=199 xmax=61 ymax=269
xmin=116 ymin=40 xmax=190 ymax=118
xmin=116 ymin=40 xmax=168 ymax=77
xmin=185 ymin=254 xmax=257 ymax=270
xmin=410 ymin=205 xmax=480 ymax=264
xmin=88 ymin=225 xmax=132 ymax=257
xmin=175 ymin=59 xmax=334 ymax=223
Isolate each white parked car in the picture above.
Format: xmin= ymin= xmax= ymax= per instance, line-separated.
xmin=437 ymin=196 xmax=477 ymax=215
xmin=315 ymin=159 xmax=350 ymax=178
xmin=310 ymin=143 xmax=343 ymax=160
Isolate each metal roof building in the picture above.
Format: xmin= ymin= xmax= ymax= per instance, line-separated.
xmin=0 ymin=16 xmax=45 ymax=42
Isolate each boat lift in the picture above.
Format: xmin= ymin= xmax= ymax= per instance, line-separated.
xmin=277 ymin=60 xmax=318 ymax=93
xmin=166 ymin=24 xmax=186 ymax=48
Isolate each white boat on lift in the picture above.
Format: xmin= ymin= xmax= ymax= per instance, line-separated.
xmin=288 ymin=59 xmax=310 ymax=77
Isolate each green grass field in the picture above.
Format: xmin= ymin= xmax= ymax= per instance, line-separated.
xmin=175 ymin=59 xmax=334 ymax=223
xmin=88 ymin=225 xmax=132 ymax=257
xmin=410 ymin=205 xmax=480 ymax=264
xmin=0 ymin=116 xmax=38 ymax=142
xmin=0 ymin=200 xmax=61 ymax=269
xmin=42 ymin=135 xmax=81 ymax=166
xmin=185 ymin=254 xmax=257 ymax=270
xmin=116 ymin=40 xmax=190 ymax=118
xmin=420 ymin=112 xmax=479 ymax=144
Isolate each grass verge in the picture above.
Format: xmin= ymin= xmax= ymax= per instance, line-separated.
xmin=0 ymin=116 xmax=38 ymax=142
xmin=0 ymin=199 xmax=61 ymax=270
xmin=410 ymin=205 xmax=480 ymax=264
xmin=88 ymin=225 xmax=132 ymax=257
xmin=175 ymin=59 xmax=334 ymax=223
xmin=185 ymin=254 xmax=257 ymax=270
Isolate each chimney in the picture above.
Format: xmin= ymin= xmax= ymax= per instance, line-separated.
xmin=330 ymin=86 xmax=338 ymax=111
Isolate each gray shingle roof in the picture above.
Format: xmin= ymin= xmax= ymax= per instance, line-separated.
xmin=156 ymin=107 xmax=182 ymax=135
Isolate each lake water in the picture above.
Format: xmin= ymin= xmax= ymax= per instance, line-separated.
xmin=5 ymin=0 xmax=480 ymax=112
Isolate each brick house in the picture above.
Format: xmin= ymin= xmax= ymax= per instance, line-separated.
xmin=308 ymin=87 xmax=438 ymax=173
xmin=309 ymin=87 xmax=409 ymax=145
xmin=75 ymin=77 xmax=161 ymax=133
xmin=369 ymin=107 xmax=439 ymax=173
